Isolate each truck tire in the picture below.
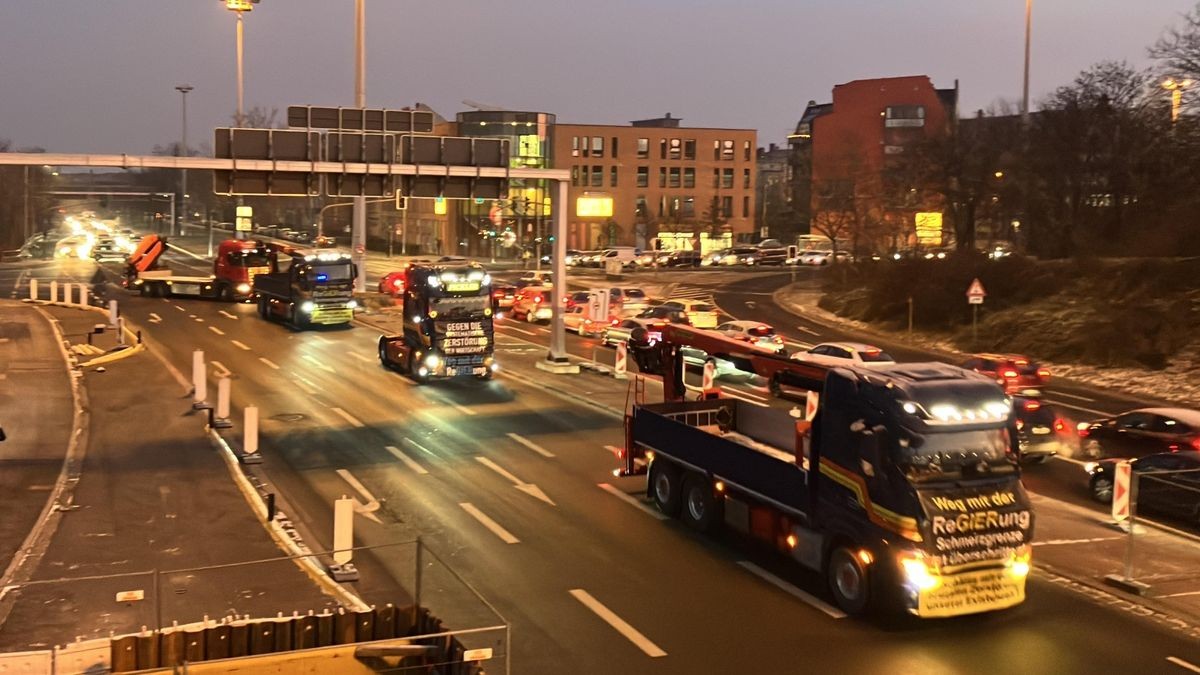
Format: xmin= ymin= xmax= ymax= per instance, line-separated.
xmin=257 ymin=296 xmax=269 ymax=320
xmin=219 ymin=284 xmax=235 ymax=302
xmin=378 ymin=337 xmax=392 ymax=369
xmin=769 ymin=375 xmax=782 ymax=397
xmin=291 ymin=305 xmax=308 ymax=330
xmin=649 ymin=460 xmax=683 ymax=517
xmin=828 ymin=546 xmax=871 ymax=616
xmin=681 ymin=473 xmax=721 ymax=532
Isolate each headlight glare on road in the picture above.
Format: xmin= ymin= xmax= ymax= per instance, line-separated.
xmin=236 ymin=283 xmax=251 ymax=294
xmin=899 ymin=552 xmax=939 ymax=591
xmin=300 ymin=301 xmax=315 ymax=313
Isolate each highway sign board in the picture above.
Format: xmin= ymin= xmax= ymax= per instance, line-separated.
xmin=966 ymin=277 xmax=986 ymax=305
xmin=213 ymin=128 xmax=321 ymax=196
xmin=1113 ymin=460 xmax=1132 ymax=522
xmin=287 ymin=106 xmax=434 ymax=134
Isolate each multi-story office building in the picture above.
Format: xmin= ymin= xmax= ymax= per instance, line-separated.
xmin=554 ymin=114 xmax=757 ymax=252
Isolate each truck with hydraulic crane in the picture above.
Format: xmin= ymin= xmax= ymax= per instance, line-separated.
xmin=122 ymin=234 xmax=273 ymax=301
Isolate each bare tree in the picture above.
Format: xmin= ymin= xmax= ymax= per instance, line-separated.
xmin=1150 ymin=2 xmax=1200 ymax=87
xmin=810 ymin=133 xmax=875 ymax=260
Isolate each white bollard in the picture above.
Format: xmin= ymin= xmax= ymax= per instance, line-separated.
xmin=192 ymin=349 xmax=207 ymax=407
xmin=108 ymin=300 xmax=119 ymax=327
xmin=28 ymin=278 xmax=37 ymax=301
xmin=49 ymin=280 xmax=58 ymax=304
xmin=244 ymin=406 xmax=259 ymax=456
xmin=78 ymin=284 xmax=89 ymax=307
xmin=614 ymin=341 xmax=628 ymax=379
xmin=215 ymin=377 xmax=233 ymax=428
xmin=117 ymin=317 xmax=126 ymax=346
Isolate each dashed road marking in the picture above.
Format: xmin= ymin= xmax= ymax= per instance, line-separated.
xmin=1044 ymin=399 xmax=1113 ymax=418
xmin=598 ymin=483 xmax=667 ymax=521
xmin=459 ymin=502 xmax=520 ymax=544
xmin=737 ymin=561 xmax=847 ymax=619
xmin=194 ymin=317 xmax=204 ymax=323
xmin=1053 ymin=391 xmax=1096 ymax=403
xmin=231 ymin=340 xmax=251 ymax=351
xmin=303 ymin=354 xmax=335 ymax=373
xmin=208 ymin=326 xmax=225 ymax=336
xmin=174 ymin=305 xmax=186 ymax=312
xmin=294 ymin=378 xmax=319 ymax=396
xmin=568 ymin=589 xmax=667 ymax=658
xmin=795 ymin=325 xmax=820 ymax=336
xmin=1032 ymin=537 xmax=1119 ymax=547
xmin=211 ymin=361 xmax=231 ymax=378
xmin=1168 ymin=656 xmax=1200 ymax=673
xmin=259 ymin=357 xmax=280 ymax=370
xmin=386 ymin=445 xmax=429 ymax=475
xmin=148 ymin=312 xmax=162 ymax=323
xmin=330 ymin=407 xmax=365 ymax=428
xmin=218 ymin=310 xmax=239 ymax=320
xmin=350 ymin=353 xmax=371 ymax=363
xmin=403 ymin=437 xmax=437 ymax=458
xmin=501 ymin=325 xmax=538 ymax=337
xmin=506 ymin=432 xmax=555 ymax=458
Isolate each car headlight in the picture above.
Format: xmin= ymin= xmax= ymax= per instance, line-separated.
xmin=346 ymin=299 xmax=358 ymax=310
xmin=236 ymin=283 xmax=251 ymax=294
xmin=424 ymin=353 xmax=441 ymax=369
xmin=300 ymin=301 xmax=315 ymax=313
xmin=898 ymin=551 xmax=940 ymax=591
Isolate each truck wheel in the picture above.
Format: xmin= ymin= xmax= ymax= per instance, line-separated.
xmin=769 ymin=375 xmax=782 ymax=397
xmin=378 ymin=337 xmax=392 ymax=369
xmin=218 ymin=284 xmax=234 ymax=302
xmin=649 ymin=460 xmax=682 ymax=517
xmin=291 ymin=306 xmax=308 ymax=330
xmin=828 ymin=546 xmax=871 ymax=616
xmin=681 ymin=473 xmax=721 ymax=532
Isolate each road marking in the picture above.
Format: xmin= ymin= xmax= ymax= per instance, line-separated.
xmin=350 ymin=353 xmax=371 ymax=363
xmin=598 ymin=483 xmax=667 ymax=520
xmin=1031 ymin=537 xmax=1119 ymax=547
xmin=174 ymin=305 xmax=186 ymax=312
xmin=1160 ymin=590 xmax=1200 ymax=599
xmin=475 ymin=456 xmax=555 ymax=505
xmin=501 ymin=325 xmax=538 ymax=337
xmin=506 ymin=432 xmax=556 ymax=458
xmin=1052 ymin=454 xmax=1087 ymax=466
xmin=386 ymin=445 xmax=429 ymax=475
xmin=330 ymin=407 xmax=365 ymax=428
xmin=403 ymin=437 xmax=438 ymax=458
xmin=721 ymin=389 xmax=769 ymax=407
xmin=1052 ymin=391 xmax=1096 ymax=403
xmin=335 ymin=468 xmax=382 ymax=523
xmin=604 ymin=445 xmax=623 ymax=456
xmin=728 ymin=386 xmax=768 ymax=403
xmin=303 ymin=353 xmax=335 ymax=373
xmin=258 ymin=357 xmax=280 ymax=370
xmin=211 ymin=360 xmax=231 ymax=378
xmin=459 ymin=502 xmax=520 ymax=544
xmin=148 ymin=312 xmax=162 ymax=323
xmin=194 ymin=317 xmax=204 ymax=323
xmin=568 ymin=589 xmax=667 ymax=658
xmin=736 ymin=561 xmax=847 ymax=619
xmin=208 ymin=325 xmax=226 ymax=336
xmin=449 ymin=401 xmax=477 ymax=416
xmin=1043 ymin=399 xmax=1113 ymax=418
xmin=1168 ymin=657 xmax=1200 ymax=673
xmin=312 ymin=335 xmax=333 ymax=344
xmin=795 ymin=325 xmax=820 ymax=336
xmin=231 ymin=340 xmax=251 ymax=351
xmin=218 ymin=310 xmax=239 ymax=320
xmin=293 ymin=378 xmax=319 ymax=396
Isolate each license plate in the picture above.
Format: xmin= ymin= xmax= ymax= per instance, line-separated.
xmin=1032 ymin=427 xmax=1051 ymax=435
xmin=446 ymin=281 xmax=480 ymax=292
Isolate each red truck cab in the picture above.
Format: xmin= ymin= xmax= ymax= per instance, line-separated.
xmin=215 ymin=240 xmax=275 ymax=300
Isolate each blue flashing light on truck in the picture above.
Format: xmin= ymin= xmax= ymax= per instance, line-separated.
xmin=377 ymin=263 xmax=497 ymax=383
xmin=619 ymin=324 xmax=1034 ymax=617
xmin=254 ymin=250 xmax=357 ymax=329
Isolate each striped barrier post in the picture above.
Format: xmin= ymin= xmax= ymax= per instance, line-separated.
xmin=614 ymin=342 xmax=628 ymax=379
xmin=28 ymin=278 xmax=37 ymax=301
xmin=192 ymin=350 xmax=207 ymax=409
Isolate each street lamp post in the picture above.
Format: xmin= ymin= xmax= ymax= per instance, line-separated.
xmin=1022 ymin=0 xmax=1032 ymax=127
xmin=175 ymin=85 xmax=193 ymax=244
xmin=223 ymin=1 xmax=256 ymax=126
xmin=350 ymin=0 xmax=368 ymax=292
xmin=1162 ymin=78 xmax=1192 ymax=125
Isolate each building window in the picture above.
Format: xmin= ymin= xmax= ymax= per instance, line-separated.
xmin=743 ymin=168 xmax=751 ymax=189
xmin=683 ymin=167 xmax=695 ymax=188
xmin=591 ymin=165 xmax=603 ymax=187
xmin=592 ymin=136 xmax=604 ymax=156
xmin=721 ymin=195 xmax=733 ymax=218
xmin=722 ymin=168 xmax=734 ymax=189
xmin=722 ymin=140 xmax=735 ymax=161
xmin=610 ymin=166 xmax=618 ymax=187
xmin=742 ymin=195 xmax=750 ymax=218
xmin=611 ymin=137 xmax=618 ymax=158
xmin=743 ymin=140 xmax=751 ymax=161
xmin=681 ymin=196 xmax=695 ymax=219
xmin=659 ymin=167 xmax=667 ymax=188
xmin=581 ymin=165 xmax=589 ymax=185
xmin=637 ymin=138 xmax=649 ymax=158
xmin=668 ymin=197 xmax=679 ymax=218
xmin=637 ymin=166 xmax=649 ymax=188
xmin=669 ymin=167 xmax=681 ymax=188
xmin=684 ymin=139 xmax=696 ymax=160
xmin=669 ymin=138 xmax=682 ymax=160
xmin=572 ymin=137 xmax=580 ymax=158
xmin=885 ymin=105 xmax=926 ymax=128
xmin=713 ymin=140 xmax=720 ymax=160
xmin=635 ymin=195 xmax=648 ymax=218
xmin=660 ymin=139 xmax=668 ymax=160
xmin=571 ymin=166 xmax=579 ymax=186
xmin=658 ymin=195 xmax=666 ymax=217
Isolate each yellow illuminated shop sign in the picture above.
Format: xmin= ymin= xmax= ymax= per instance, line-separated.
xmin=915 ymin=212 xmax=943 ymax=245
xmin=576 ymin=196 xmax=613 ymax=218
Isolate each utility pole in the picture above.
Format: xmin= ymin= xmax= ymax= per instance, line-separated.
xmin=1022 ymin=0 xmax=1032 ymax=127
xmin=350 ymin=0 xmax=368 ymax=292
xmin=176 ymin=85 xmax=194 ymax=246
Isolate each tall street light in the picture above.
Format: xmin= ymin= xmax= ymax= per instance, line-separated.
xmin=175 ymin=84 xmax=193 ymax=245
xmin=223 ymin=0 xmax=258 ymax=127
xmin=351 ymin=0 xmax=368 ymax=292
xmin=1162 ymin=78 xmax=1192 ymax=125
xmin=1022 ymin=0 xmax=1032 ymax=127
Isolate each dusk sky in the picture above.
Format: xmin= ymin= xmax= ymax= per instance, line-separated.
xmin=0 ymin=0 xmax=1193 ymax=155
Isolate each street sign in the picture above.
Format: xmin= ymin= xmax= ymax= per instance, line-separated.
xmin=213 ymin=128 xmax=321 ymax=196
xmin=287 ymin=106 xmax=435 ymax=134
xmin=966 ymin=277 xmax=986 ymax=305
xmin=235 ymin=205 xmax=253 ymax=232
xmin=1113 ymin=460 xmax=1132 ymax=522
xmin=398 ymin=135 xmax=509 ymax=200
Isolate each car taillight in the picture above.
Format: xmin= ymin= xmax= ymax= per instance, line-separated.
xmin=1054 ymin=419 xmax=1066 ymax=432
xmin=1078 ymin=426 xmax=1090 ymax=438
xmin=1037 ymin=368 xmax=1050 ymax=379
xmin=1192 ymin=437 xmax=1200 ymax=452
xmin=1002 ymin=369 xmax=1019 ymax=379
xmin=1023 ymin=400 xmax=1041 ymax=411
xmin=1015 ymin=419 xmax=1025 ymax=431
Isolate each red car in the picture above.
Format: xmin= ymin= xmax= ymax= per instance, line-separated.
xmin=378 ymin=270 xmax=407 ymax=296
xmin=961 ymin=353 xmax=1050 ymax=393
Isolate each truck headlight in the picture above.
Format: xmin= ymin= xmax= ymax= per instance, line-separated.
xmin=346 ymin=299 xmax=358 ymax=310
xmin=1007 ymin=545 xmax=1032 ymax=578
xmin=236 ymin=283 xmax=251 ymax=294
xmin=899 ymin=552 xmax=939 ymax=591
xmin=424 ymin=353 xmax=440 ymax=369
xmin=300 ymin=301 xmax=315 ymax=313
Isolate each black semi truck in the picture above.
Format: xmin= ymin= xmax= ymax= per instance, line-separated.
xmin=253 ymin=250 xmax=357 ymax=329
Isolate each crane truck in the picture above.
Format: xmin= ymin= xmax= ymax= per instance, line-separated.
xmin=123 ymin=234 xmax=273 ymax=301
xmin=377 ymin=263 xmax=497 ymax=382
xmin=619 ymin=324 xmax=1033 ymax=618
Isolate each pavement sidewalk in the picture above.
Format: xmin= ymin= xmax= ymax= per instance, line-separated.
xmin=355 ymin=308 xmax=1200 ymax=637
xmin=0 ymin=304 xmax=337 ymax=652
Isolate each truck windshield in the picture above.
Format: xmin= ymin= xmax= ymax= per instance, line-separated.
xmin=311 ymin=263 xmax=353 ymax=282
xmin=230 ymin=252 xmax=270 ymax=268
xmin=895 ymin=427 xmax=1016 ymax=481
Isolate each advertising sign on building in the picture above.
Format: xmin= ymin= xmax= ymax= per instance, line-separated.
xmin=915 ymin=212 xmax=942 ymax=245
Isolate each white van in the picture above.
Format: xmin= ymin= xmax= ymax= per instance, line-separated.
xmin=600 ymin=247 xmax=639 ymax=267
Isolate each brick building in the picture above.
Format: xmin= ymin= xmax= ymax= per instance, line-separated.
xmin=788 ymin=76 xmax=957 ymax=252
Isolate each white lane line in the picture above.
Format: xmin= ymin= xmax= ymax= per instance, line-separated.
xmin=194 ymin=317 xmax=204 ymax=323
xmin=259 ymin=357 xmax=280 ymax=370
xmin=336 ymin=468 xmax=379 ymax=503
xmin=501 ymin=325 xmax=538 ymax=337
xmin=218 ymin=310 xmax=239 ymax=320
xmin=475 ymin=456 xmax=555 ymax=504
xmin=459 ymin=502 xmax=520 ymax=544
xmin=211 ymin=360 xmax=232 ymax=378
xmin=350 ymin=353 xmax=372 ymax=363
xmin=568 ymin=589 xmax=667 ymax=658
xmin=1032 ymin=537 xmax=1119 ymax=547
xmin=312 ymin=335 xmax=333 ymax=344
xmin=476 ymin=456 xmax=524 ymax=484
xmin=506 ymin=432 xmax=556 ymax=458
xmin=1168 ymin=656 xmax=1200 ymax=673
xmin=231 ymin=339 xmax=252 ymax=351
xmin=1043 ymin=399 xmax=1112 ymax=417
xmin=294 ymin=378 xmax=319 ymax=396
xmin=1052 ymin=454 xmax=1087 ymax=466
xmin=736 ymin=561 xmax=847 ymax=619
xmin=727 ymin=386 xmax=768 ymax=403
xmin=208 ymin=325 xmax=226 ymax=336
xmin=403 ymin=437 xmax=438 ymax=458
xmin=303 ymin=353 xmax=335 ymax=373
xmin=1161 ymin=590 xmax=1200 ymax=599
xmin=330 ymin=407 xmax=365 ymax=428
xmin=148 ymin=312 xmax=162 ymax=323
xmin=604 ymin=445 xmax=623 ymax=457
xmin=1052 ymin=391 xmax=1096 ymax=403
xmin=449 ymin=401 xmax=477 ymax=416
xmin=174 ymin=305 xmax=186 ymax=312
xmin=795 ymin=325 xmax=820 ymax=336
xmin=386 ymin=445 xmax=429 ymax=475
xmin=721 ymin=389 xmax=769 ymax=407
xmin=598 ymin=483 xmax=667 ymax=521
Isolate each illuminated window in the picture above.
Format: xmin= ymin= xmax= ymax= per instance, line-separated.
xmin=743 ymin=140 xmax=751 ymax=161
xmin=684 ymin=139 xmax=696 ymax=160
xmin=637 ymin=166 xmax=649 ymax=188
xmin=669 ymin=139 xmax=681 ymax=160
xmin=572 ymin=136 xmax=579 ymax=158
xmin=592 ymin=136 xmax=604 ymax=156
xmin=637 ymin=138 xmax=649 ymax=158
xmin=660 ymin=139 xmax=667 ymax=160
xmin=683 ymin=168 xmax=695 ymax=188
xmin=713 ymin=140 xmax=720 ymax=160
xmin=591 ymin=165 xmax=603 ymax=187
xmin=722 ymin=140 xmax=735 ymax=161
